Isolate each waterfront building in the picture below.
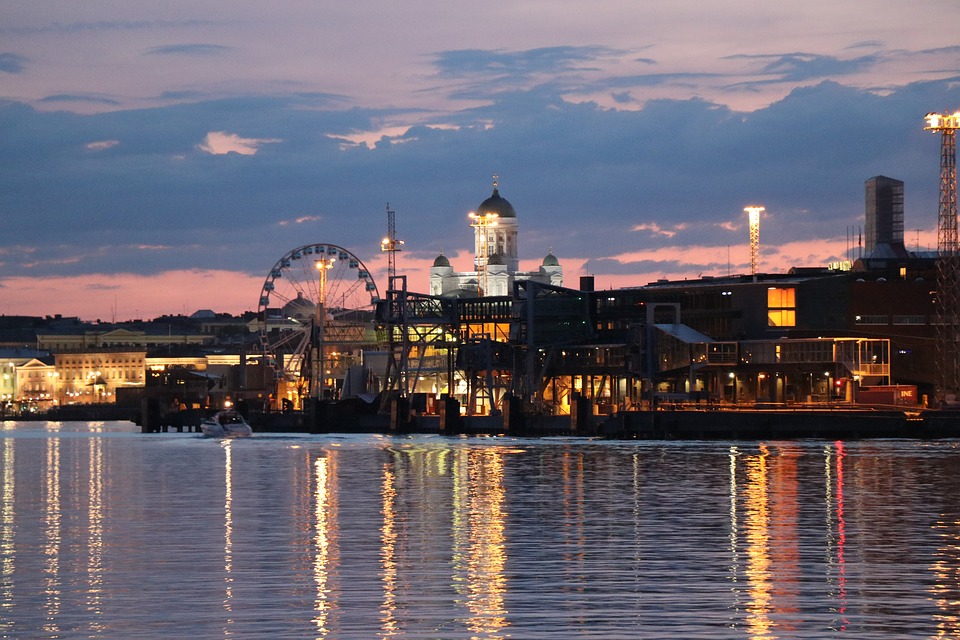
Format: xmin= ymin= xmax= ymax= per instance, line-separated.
xmin=54 ymin=349 xmax=147 ymax=405
xmin=15 ymin=356 xmax=56 ymax=411
xmin=0 ymin=348 xmax=47 ymax=412
xmin=429 ymin=181 xmax=563 ymax=297
xmin=36 ymin=323 xmax=213 ymax=352
xmin=379 ymin=172 xmax=941 ymax=416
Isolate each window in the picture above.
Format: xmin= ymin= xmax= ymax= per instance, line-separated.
xmin=893 ymin=315 xmax=926 ymax=325
xmin=767 ymin=287 xmax=796 ymax=327
xmin=856 ymin=315 xmax=888 ymax=325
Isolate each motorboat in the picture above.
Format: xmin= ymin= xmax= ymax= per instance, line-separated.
xmin=201 ymin=410 xmax=253 ymax=438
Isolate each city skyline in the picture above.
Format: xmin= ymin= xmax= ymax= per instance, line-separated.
xmin=1 ymin=1 xmax=958 ymax=320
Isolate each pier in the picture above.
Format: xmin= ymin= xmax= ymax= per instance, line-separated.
xmin=140 ymin=397 xmax=960 ymax=440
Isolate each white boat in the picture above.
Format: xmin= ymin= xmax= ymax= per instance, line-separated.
xmin=201 ymin=410 xmax=253 ymax=438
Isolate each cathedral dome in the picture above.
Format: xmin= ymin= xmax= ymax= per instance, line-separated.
xmin=282 ymin=291 xmax=318 ymax=320
xmin=432 ymin=253 xmax=451 ymax=268
xmin=476 ymin=187 xmax=516 ymax=219
xmin=542 ymin=252 xmax=559 ymax=267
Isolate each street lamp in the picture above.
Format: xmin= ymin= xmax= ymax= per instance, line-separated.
xmin=314 ymin=257 xmax=335 ymax=399
xmin=744 ymin=206 xmax=764 ymax=278
xmin=469 ymin=210 xmax=499 ymax=296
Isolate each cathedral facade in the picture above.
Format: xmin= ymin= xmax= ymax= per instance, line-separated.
xmin=429 ymin=181 xmax=563 ymax=297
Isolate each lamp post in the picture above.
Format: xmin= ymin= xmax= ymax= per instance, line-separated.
xmin=924 ymin=111 xmax=960 ymax=400
xmin=314 ymin=257 xmax=335 ymax=399
xmin=469 ymin=210 xmax=499 ymax=297
xmin=380 ymin=204 xmax=404 ymax=284
xmin=744 ymin=206 xmax=764 ymax=279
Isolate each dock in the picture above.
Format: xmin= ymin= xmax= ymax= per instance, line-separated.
xmin=139 ymin=398 xmax=960 ymax=440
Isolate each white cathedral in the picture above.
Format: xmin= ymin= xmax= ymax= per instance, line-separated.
xmin=429 ymin=179 xmax=563 ymax=297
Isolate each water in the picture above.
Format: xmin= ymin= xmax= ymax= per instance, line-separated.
xmin=2 ymin=422 xmax=960 ymax=638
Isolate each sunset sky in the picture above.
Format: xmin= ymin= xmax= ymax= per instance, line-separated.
xmin=1 ymin=1 xmax=958 ymax=320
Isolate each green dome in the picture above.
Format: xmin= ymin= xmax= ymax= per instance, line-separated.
xmin=542 ymin=252 xmax=559 ymax=267
xmin=432 ymin=253 xmax=451 ymax=268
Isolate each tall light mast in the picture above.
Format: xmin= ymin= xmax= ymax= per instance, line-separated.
xmin=314 ymin=255 xmax=335 ymax=398
xmin=380 ymin=204 xmax=403 ymax=284
xmin=469 ymin=210 xmax=499 ymax=297
xmin=925 ymin=111 xmax=960 ymax=400
xmin=745 ymin=206 xmax=764 ymax=277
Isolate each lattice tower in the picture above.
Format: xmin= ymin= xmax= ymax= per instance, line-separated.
xmin=925 ymin=112 xmax=960 ymax=399
xmin=381 ymin=204 xmax=403 ymax=283
xmin=745 ymin=206 xmax=764 ymax=276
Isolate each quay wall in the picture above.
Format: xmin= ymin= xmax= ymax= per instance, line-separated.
xmin=137 ymin=399 xmax=960 ymax=440
xmin=602 ymin=409 xmax=955 ymax=440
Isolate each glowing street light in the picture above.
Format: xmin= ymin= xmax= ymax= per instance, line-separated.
xmin=744 ymin=206 xmax=765 ymax=277
xmin=924 ymin=110 xmax=960 ymax=397
xmin=314 ymin=257 xmax=335 ymax=398
xmin=469 ymin=210 xmax=499 ymax=296
xmin=380 ymin=204 xmax=403 ymax=283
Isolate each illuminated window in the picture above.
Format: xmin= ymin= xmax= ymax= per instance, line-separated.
xmin=767 ymin=287 xmax=796 ymax=327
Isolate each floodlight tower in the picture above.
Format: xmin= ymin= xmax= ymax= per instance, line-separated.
xmin=380 ymin=204 xmax=404 ymax=283
xmin=745 ymin=206 xmax=764 ymax=277
xmin=469 ymin=209 xmax=499 ymax=296
xmin=925 ymin=111 xmax=960 ymax=400
xmin=313 ymin=255 xmax=335 ymax=398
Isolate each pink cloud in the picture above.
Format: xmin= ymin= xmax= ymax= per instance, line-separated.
xmin=0 ymin=270 xmax=265 ymax=320
xmin=198 ymin=131 xmax=282 ymax=155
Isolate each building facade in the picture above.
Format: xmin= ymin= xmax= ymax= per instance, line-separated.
xmin=430 ymin=181 xmax=563 ymax=297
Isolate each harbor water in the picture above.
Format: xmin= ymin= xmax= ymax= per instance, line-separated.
xmin=2 ymin=421 xmax=960 ymax=638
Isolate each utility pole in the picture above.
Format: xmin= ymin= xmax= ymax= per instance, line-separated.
xmin=925 ymin=111 xmax=960 ymax=401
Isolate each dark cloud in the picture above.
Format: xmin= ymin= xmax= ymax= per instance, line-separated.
xmin=588 ymin=72 xmax=724 ymax=91
xmin=434 ymin=46 xmax=621 ymax=79
xmin=0 ymin=77 xmax=953 ymax=285
xmin=0 ymin=53 xmax=27 ymax=74
xmin=143 ymin=44 xmax=231 ymax=56
xmin=0 ymin=19 xmax=219 ymax=36
xmin=583 ymin=257 xmax=687 ymax=275
xmin=847 ymin=41 xmax=884 ymax=50
xmin=158 ymin=90 xmax=206 ymax=100
xmin=916 ymin=45 xmax=960 ymax=56
xmin=727 ymin=52 xmax=880 ymax=83
xmin=38 ymin=94 xmax=122 ymax=105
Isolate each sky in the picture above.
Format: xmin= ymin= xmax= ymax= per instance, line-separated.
xmin=1 ymin=1 xmax=959 ymax=321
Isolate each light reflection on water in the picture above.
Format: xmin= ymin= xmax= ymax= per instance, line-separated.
xmin=0 ymin=423 xmax=959 ymax=637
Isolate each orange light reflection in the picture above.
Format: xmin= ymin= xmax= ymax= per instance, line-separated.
xmin=451 ymin=447 xmax=509 ymax=637
xmin=743 ymin=444 xmax=773 ymax=638
xmin=313 ymin=454 xmax=340 ymax=636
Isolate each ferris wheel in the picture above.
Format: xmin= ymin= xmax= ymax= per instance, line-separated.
xmin=257 ymin=244 xmax=380 ymax=390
